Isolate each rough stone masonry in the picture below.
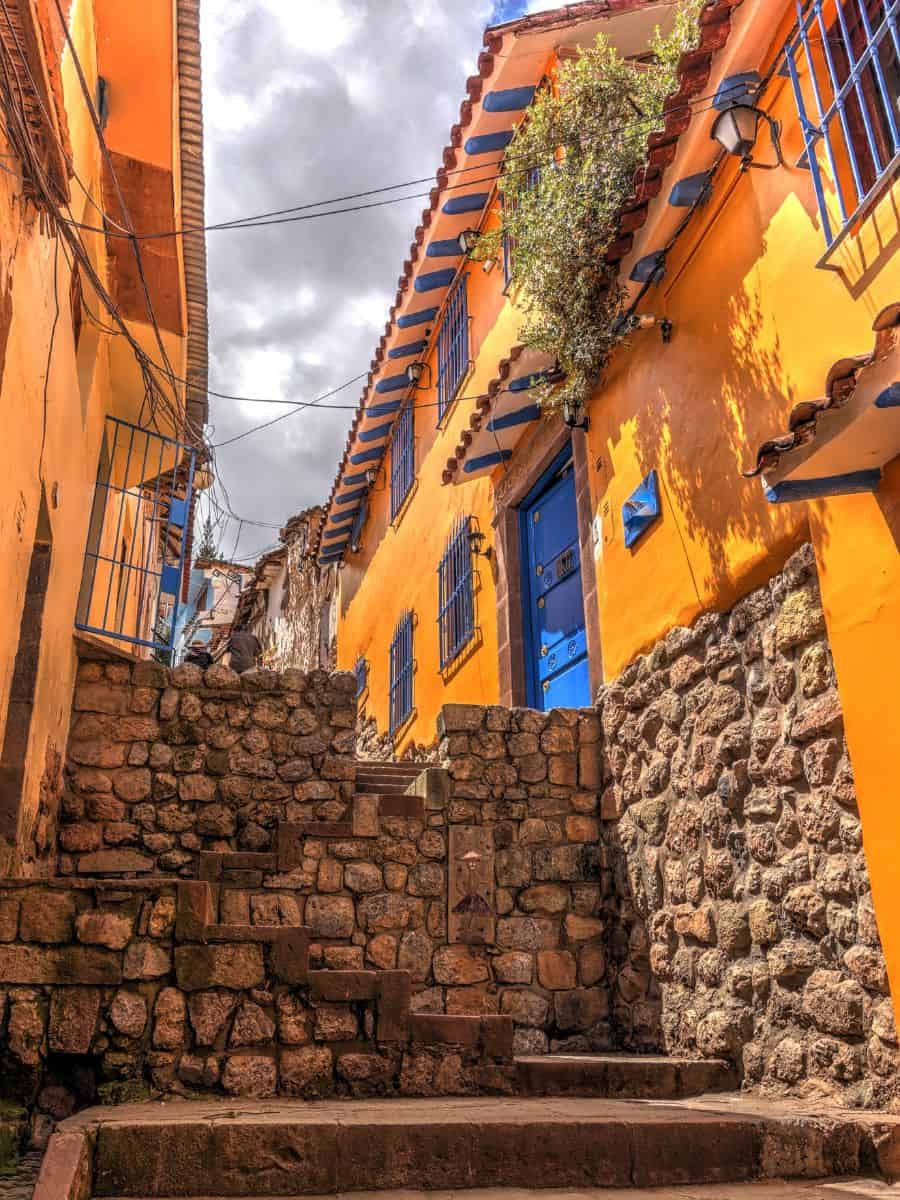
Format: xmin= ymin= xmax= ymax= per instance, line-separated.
xmin=0 ymin=542 xmax=896 ymax=1151
xmin=594 ymin=543 xmax=899 ymax=1108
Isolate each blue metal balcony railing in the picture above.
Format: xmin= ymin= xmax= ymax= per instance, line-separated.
xmin=76 ymin=415 xmax=196 ymax=655
xmin=784 ymin=0 xmax=900 ymax=254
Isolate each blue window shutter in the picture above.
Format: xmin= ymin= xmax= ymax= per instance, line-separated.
xmin=390 ymin=402 xmax=415 ymax=519
xmin=437 ymin=275 xmax=469 ymax=422
xmin=437 ymin=515 xmax=476 ymax=669
xmin=389 ymin=611 xmax=414 ymax=733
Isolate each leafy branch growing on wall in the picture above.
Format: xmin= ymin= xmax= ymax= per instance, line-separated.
xmin=477 ymin=1 xmax=702 ymax=412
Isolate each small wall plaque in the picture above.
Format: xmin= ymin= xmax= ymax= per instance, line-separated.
xmin=622 ymin=470 xmax=661 ymax=549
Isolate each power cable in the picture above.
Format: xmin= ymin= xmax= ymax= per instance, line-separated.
xmin=56 ymin=85 xmax=731 ymax=243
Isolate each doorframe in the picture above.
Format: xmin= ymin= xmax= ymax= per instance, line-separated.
xmin=519 ymin=445 xmax=579 ymax=709
xmin=492 ymin=417 xmax=603 ymax=708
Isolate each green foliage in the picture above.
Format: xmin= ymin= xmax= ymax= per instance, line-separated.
xmin=479 ymin=2 xmax=703 ymax=411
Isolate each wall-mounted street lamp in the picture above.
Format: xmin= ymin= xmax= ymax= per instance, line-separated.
xmin=562 ymin=395 xmax=589 ymax=431
xmin=710 ymin=73 xmax=783 ymax=171
xmin=364 ymin=466 xmax=378 ymax=488
xmin=406 ymin=360 xmax=432 ymax=388
xmin=467 ymin=526 xmax=492 ymax=560
xmin=457 ymin=229 xmax=481 ymax=255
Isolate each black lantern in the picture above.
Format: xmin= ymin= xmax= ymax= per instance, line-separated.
xmin=711 ymin=103 xmax=761 ymax=159
xmin=711 ymin=104 xmax=783 ymax=170
xmin=364 ymin=466 xmax=378 ymax=488
xmin=562 ymin=395 xmax=589 ymax=431
xmin=457 ymin=228 xmax=480 ymax=255
xmin=406 ymin=360 xmax=428 ymax=387
xmin=467 ymin=526 xmax=491 ymax=559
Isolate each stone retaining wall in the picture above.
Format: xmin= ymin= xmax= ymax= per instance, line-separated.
xmin=59 ymin=654 xmax=357 ymax=877
xmin=596 ymin=543 xmax=899 ymax=1107
xmin=435 ymin=702 xmax=606 ymax=1056
xmin=0 ymin=876 xmax=514 ymax=1136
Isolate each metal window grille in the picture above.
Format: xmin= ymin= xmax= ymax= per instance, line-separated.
xmin=502 ymin=168 xmax=541 ymax=287
xmin=784 ymin=0 xmax=900 ymax=252
xmin=76 ymin=415 xmax=196 ymax=655
xmin=354 ymin=656 xmax=368 ymax=698
xmin=437 ymin=274 xmax=469 ymax=421
xmin=390 ymin=402 xmax=415 ymax=519
xmin=437 ymin=515 xmax=476 ymax=669
xmin=389 ymin=611 xmax=414 ymax=733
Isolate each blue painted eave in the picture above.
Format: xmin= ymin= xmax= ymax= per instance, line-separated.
xmin=463 ymin=449 xmax=513 ymax=473
xmin=465 ymin=130 xmax=514 ymax=156
xmin=426 ymin=239 xmax=464 ymax=259
xmin=415 ymin=268 xmax=456 ymax=294
xmin=764 ymin=469 xmax=882 ymax=503
xmin=398 ymin=306 xmax=437 ymax=328
xmin=484 ymin=85 xmax=535 ymax=113
xmin=388 ymin=340 xmax=427 ymax=360
xmin=443 ymin=193 xmax=489 ymax=216
xmin=336 ymin=487 xmax=366 ymax=505
xmin=358 ymin=420 xmax=393 ymax=443
xmin=349 ymin=447 xmax=384 ymax=465
xmin=487 ymin=404 xmax=541 ymax=432
xmin=375 ymin=374 xmax=410 ymax=394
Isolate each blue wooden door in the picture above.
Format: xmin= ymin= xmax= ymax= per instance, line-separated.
xmin=521 ymin=451 xmax=591 ymax=710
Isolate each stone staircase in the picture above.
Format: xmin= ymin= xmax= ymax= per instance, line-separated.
xmin=35 ymin=1092 xmax=900 ymax=1198
xmin=354 ymin=759 xmax=425 ymax=796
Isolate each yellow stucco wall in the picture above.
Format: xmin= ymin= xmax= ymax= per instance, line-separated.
xmin=338 ymin=258 xmax=526 ymax=751
xmin=338 ymin=72 xmax=899 ymax=746
xmin=0 ymin=0 xmax=189 ymax=874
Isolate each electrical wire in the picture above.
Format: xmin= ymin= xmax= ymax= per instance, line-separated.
xmin=55 ymin=84 xmax=732 ymax=243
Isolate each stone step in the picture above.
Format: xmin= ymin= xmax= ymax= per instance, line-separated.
xmin=515 ymin=1053 xmax=738 ymax=1099
xmin=94 ymin=1187 xmax=900 ymax=1200
xmin=49 ymin=1094 xmax=900 ymax=1197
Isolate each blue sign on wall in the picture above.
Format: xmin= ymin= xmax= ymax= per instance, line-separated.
xmin=622 ymin=470 xmax=661 ymax=549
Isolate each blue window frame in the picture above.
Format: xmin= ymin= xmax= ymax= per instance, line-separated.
xmin=785 ymin=0 xmax=900 ymax=253
xmin=354 ymin=656 xmax=368 ymax=699
xmin=390 ymin=402 xmax=415 ymax=519
xmin=437 ymin=275 xmax=469 ymax=421
xmin=502 ymin=167 xmax=541 ymax=287
xmin=389 ymin=611 xmax=414 ymax=733
xmin=437 ymin=515 xmax=476 ymax=669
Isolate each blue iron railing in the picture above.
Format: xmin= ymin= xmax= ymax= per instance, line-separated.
xmin=76 ymin=415 xmax=196 ymax=655
xmin=784 ymin=0 xmax=900 ymax=252
xmin=437 ymin=274 xmax=469 ymax=421
xmin=437 ymin=514 xmax=476 ymax=669
xmin=389 ymin=610 xmax=414 ymax=733
xmin=390 ymin=402 xmax=415 ymax=520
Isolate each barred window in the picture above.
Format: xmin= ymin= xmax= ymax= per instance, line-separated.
xmin=437 ymin=275 xmax=469 ymax=421
xmin=389 ymin=611 xmax=414 ymax=733
xmin=390 ymin=403 xmax=414 ymax=519
xmin=785 ymin=0 xmax=900 ymax=251
xmin=437 ymin=515 xmax=476 ymax=669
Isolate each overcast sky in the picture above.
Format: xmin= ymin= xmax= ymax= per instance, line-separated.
xmin=198 ymin=0 xmax=563 ymax=562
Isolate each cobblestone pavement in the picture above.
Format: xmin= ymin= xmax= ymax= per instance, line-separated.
xmin=0 ymin=1152 xmax=42 ymax=1200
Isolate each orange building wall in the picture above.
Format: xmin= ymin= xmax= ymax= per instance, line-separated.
xmin=808 ymin=457 xmax=900 ymax=1003
xmin=337 ymin=248 xmax=527 ymax=752
xmin=0 ymin=0 xmax=190 ymax=875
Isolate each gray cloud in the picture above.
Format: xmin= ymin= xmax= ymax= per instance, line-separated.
xmin=199 ymin=0 xmax=503 ymax=560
